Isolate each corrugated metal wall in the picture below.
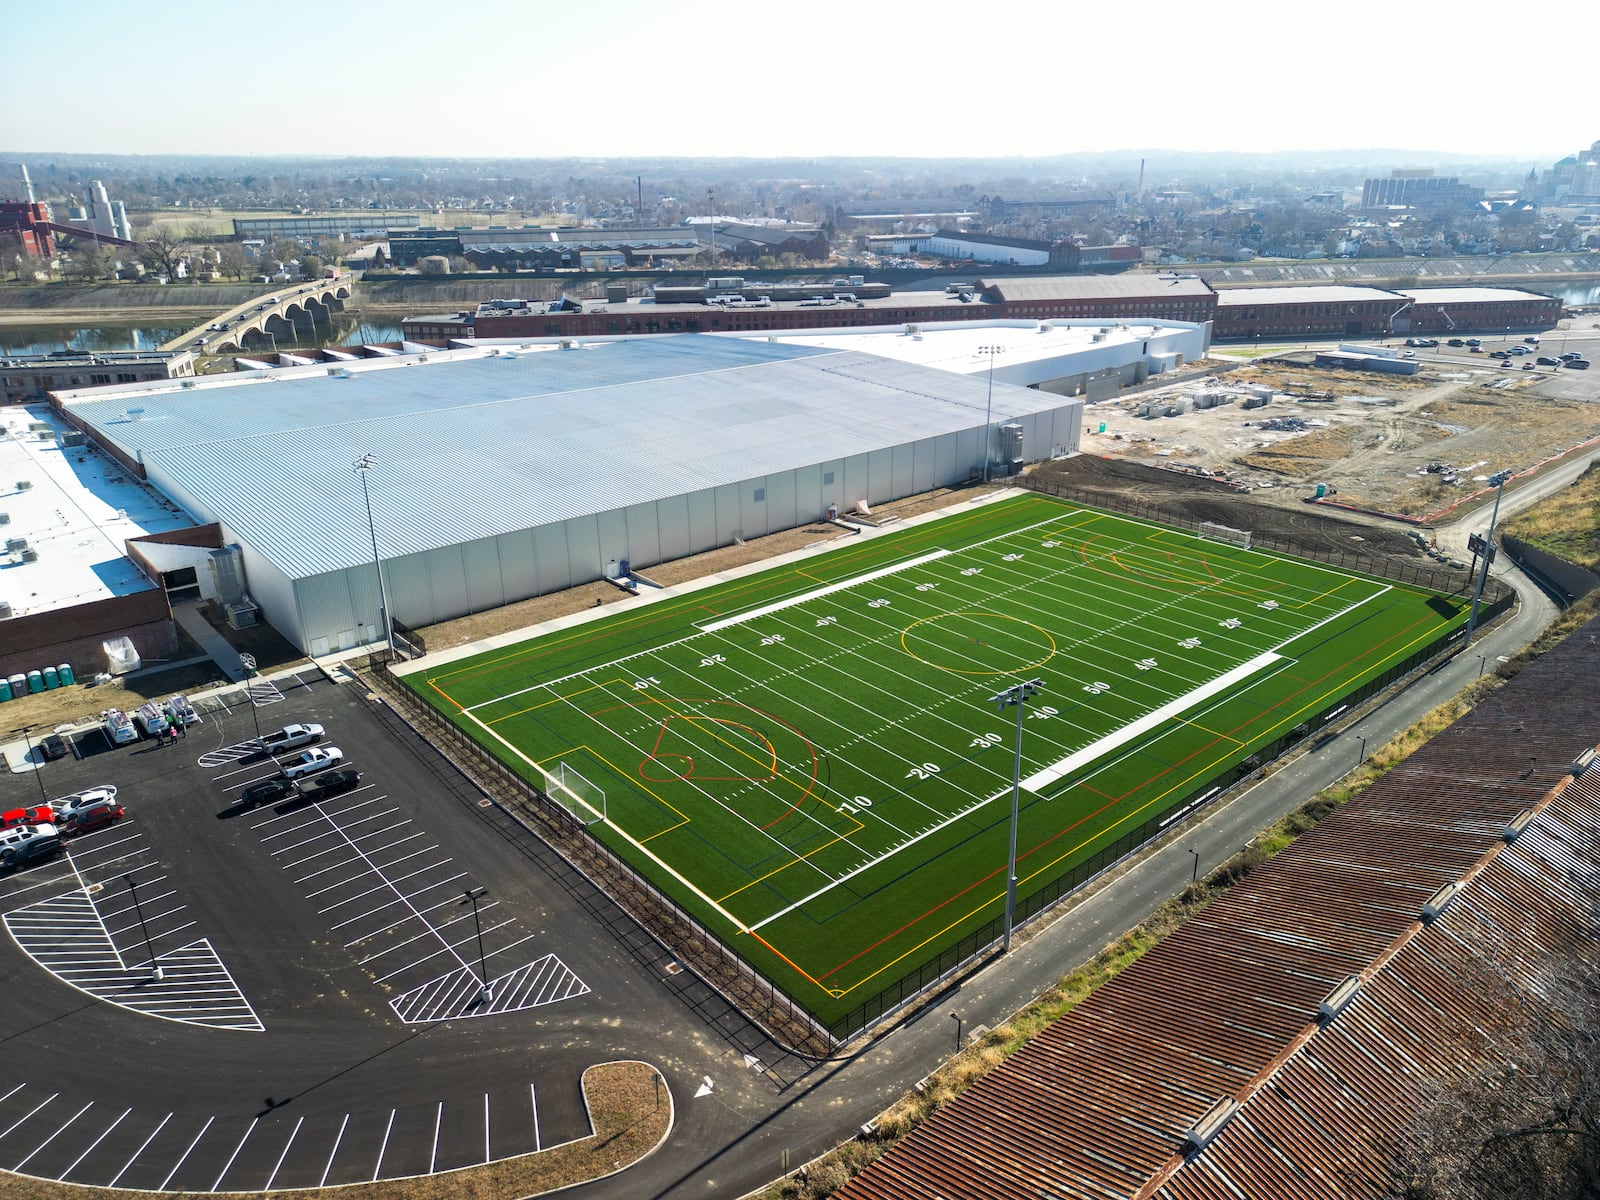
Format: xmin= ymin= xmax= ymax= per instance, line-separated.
xmin=277 ymin=400 xmax=1084 ymax=651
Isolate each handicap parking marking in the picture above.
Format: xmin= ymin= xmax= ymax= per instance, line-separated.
xmin=258 ymin=786 xmax=590 ymax=1021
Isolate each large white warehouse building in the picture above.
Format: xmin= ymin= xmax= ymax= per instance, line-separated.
xmin=55 ymin=336 xmax=1086 ymax=655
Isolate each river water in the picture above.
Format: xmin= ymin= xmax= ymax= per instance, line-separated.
xmin=0 ymin=317 xmax=405 ymax=357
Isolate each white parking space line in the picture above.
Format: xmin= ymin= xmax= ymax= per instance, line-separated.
xmin=371 ymin=1109 xmax=396 ymax=1182
xmin=263 ymin=1116 xmax=304 ymax=1191
xmin=13 ymin=1100 xmax=93 ymax=1171
xmin=108 ymin=1112 xmax=171 ymax=1187
xmin=159 ymin=1115 xmax=213 ymax=1190
xmin=63 ymin=1107 xmax=130 ymax=1179
xmin=0 ymin=1092 xmax=58 ymax=1141
xmin=429 ymin=1102 xmax=442 ymax=1174
xmin=530 ymin=1083 xmax=540 ymax=1152
xmin=319 ymin=1114 xmax=349 ymax=1189
xmin=211 ymin=1117 xmax=258 ymax=1191
xmin=483 ymin=1092 xmax=490 ymax=1164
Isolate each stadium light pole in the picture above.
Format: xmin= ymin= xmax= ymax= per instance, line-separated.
xmin=238 ymin=653 xmax=263 ymax=746
xmin=992 ymin=678 xmax=1043 ymax=954
xmin=353 ymin=454 xmax=396 ymax=660
xmin=1464 ymin=469 xmax=1513 ymax=649
xmin=464 ymin=886 xmax=492 ymax=1004
xmin=14 ymin=725 xmax=50 ymax=803
xmin=125 ymin=874 xmax=163 ymax=983
xmin=976 ymin=343 xmax=1003 ymax=484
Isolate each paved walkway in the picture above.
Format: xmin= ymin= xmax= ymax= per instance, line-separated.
xmin=172 ymin=601 xmax=250 ymax=682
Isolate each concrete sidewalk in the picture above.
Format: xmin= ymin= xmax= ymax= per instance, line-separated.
xmin=172 ymin=602 xmax=250 ymax=683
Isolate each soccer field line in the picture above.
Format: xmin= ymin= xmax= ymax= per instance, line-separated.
xmin=697 ymin=550 xmax=951 ymax=633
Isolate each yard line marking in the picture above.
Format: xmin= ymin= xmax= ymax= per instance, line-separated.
xmin=109 ymin=1111 xmax=171 ymax=1187
xmin=12 ymin=1100 xmax=92 ymax=1170
xmin=371 ymin=1109 xmax=395 ymax=1181
xmin=1023 ymin=651 xmax=1284 ymax=792
xmin=159 ymin=1115 xmax=213 ymax=1190
xmin=263 ymin=1116 xmax=303 ymax=1191
xmin=318 ymin=1114 xmax=349 ymax=1188
xmin=698 ymin=550 xmax=951 ymax=633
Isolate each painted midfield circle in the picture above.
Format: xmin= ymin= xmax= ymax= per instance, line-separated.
xmin=899 ymin=611 xmax=1057 ymax=675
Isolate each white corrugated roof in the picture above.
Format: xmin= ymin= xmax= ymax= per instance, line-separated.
xmin=62 ymin=337 xmax=1072 ymax=581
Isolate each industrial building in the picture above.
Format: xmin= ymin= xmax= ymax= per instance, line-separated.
xmin=232 ymin=213 xmax=422 ymax=240
xmin=1361 ymin=168 xmax=1484 ymax=210
xmin=1393 ymin=286 xmax=1565 ymax=335
xmin=2 ymin=349 xmax=196 ymax=406
xmin=386 ymin=225 xmax=708 ymax=270
xmin=1213 ymin=284 xmax=1562 ymax=340
xmin=403 ymin=274 xmax=1218 ymax=342
xmin=51 ymin=336 xmax=1087 ymax=656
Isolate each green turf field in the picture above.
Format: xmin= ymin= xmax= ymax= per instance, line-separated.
xmin=407 ymin=492 xmax=1468 ymax=1033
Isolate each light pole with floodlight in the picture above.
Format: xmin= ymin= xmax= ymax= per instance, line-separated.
xmin=125 ymin=874 xmax=163 ymax=982
xmin=1464 ymin=469 xmax=1513 ymax=649
xmin=976 ymin=343 xmax=1003 ymax=484
xmin=991 ymin=678 xmax=1043 ymax=953
xmin=353 ymin=454 xmax=396 ymax=659
xmin=238 ymin=653 xmax=264 ymax=746
xmin=463 ymin=886 xmax=492 ymax=1004
xmin=14 ymin=725 xmax=51 ymax=803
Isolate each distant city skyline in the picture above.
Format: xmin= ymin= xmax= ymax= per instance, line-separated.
xmin=2 ymin=0 xmax=1594 ymax=164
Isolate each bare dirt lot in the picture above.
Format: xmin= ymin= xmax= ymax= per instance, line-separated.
xmin=1079 ymin=354 xmax=1600 ymax=523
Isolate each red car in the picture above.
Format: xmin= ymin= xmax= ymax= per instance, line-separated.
xmin=1 ymin=806 xmax=55 ymax=831
xmin=57 ymin=798 xmax=124 ymax=837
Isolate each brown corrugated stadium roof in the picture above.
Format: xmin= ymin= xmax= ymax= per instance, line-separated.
xmin=837 ymin=615 xmax=1600 ymax=1200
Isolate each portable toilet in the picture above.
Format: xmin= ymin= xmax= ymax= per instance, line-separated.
xmin=42 ymin=665 xmax=59 ymax=689
xmin=1315 ymin=482 xmax=1328 ymax=498
xmin=27 ymin=670 xmax=44 ymax=693
xmin=1098 ymin=422 xmax=1107 ymax=434
xmin=0 ymin=676 xmax=11 ymax=702
xmin=58 ymin=663 xmax=75 ymax=686
xmin=7 ymin=674 xmax=25 ymax=699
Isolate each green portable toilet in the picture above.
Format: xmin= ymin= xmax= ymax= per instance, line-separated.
xmin=0 ymin=676 xmax=11 ymax=702
xmin=1315 ymin=482 xmax=1327 ymax=498
xmin=58 ymin=663 xmax=75 ymax=686
xmin=1099 ymin=422 xmax=1107 ymax=433
xmin=27 ymin=670 xmax=44 ymax=693
xmin=42 ymin=666 xmax=59 ymax=689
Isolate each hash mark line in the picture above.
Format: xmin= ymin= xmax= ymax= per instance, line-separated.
xmin=697 ymin=550 xmax=951 ymax=633
xmin=109 ymin=1111 xmax=171 ymax=1187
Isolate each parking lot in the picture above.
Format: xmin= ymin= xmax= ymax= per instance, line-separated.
xmin=0 ymin=670 xmax=635 ymax=1189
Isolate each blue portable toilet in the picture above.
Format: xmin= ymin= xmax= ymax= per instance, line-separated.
xmin=27 ymin=670 xmax=44 ymax=694
xmin=58 ymin=663 xmax=75 ymax=686
xmin=0 ymin=676 xmax=11 ymax=702
xmin=42 ymin=666 xmax=59 ymax=689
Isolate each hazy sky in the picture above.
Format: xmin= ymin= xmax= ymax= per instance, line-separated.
xmin=3 ymin=0 xmax=1594 ymax=162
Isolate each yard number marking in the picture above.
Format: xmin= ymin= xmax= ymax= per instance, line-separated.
xmin=633 ymin=676 xmax=661 ymax=689
xmin=699 ymin=654 xmax=726 ymax=667
xmin=867 ymin=598 xmax=891 ymax=609
xmin=816 ymin=615 xmax=838 ymax=627
xmin=1179 ymin=636 xmax=1202 ymax=649
xmin=915 ymin=582 xmax=938 ymax=592
xmin=839 ymin=795 xmax=874 ymax=814
xmin=1135 ymin=658 xmax=1158 ymax=671
xmin=759 ymin=634 xmax=786 ymax=646
xmin=906 ymin=763 xmax=941 ymax=781
xmin=1220 ymin=617 xmax=1242 ymax=629
xmin=1259 ymin=599 xmax=1279 ymax=610
xmin=960 ymin=567 xmax=983 ymax=576
xmin=1028 ymin=705 xmax=1059 ymax=721
xmin=1002 ymin=553 xmax=1023 ymax=562
xmin=971 ymin=732 xmax=1003 ymax=749
xmin=1083 ymin=681 xmax=1112 ymax=695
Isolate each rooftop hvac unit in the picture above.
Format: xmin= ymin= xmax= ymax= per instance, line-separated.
xmin=208 ymin=545 xmax=247 ymax=606
xmin=180 ymin=379 xmax=196 ymax=388
xmin=0 ymin=599 xmax=12 ymax=619
xmin=20 ymin=547 xmax=38 ymax=562
xmin=62 ymin=429 xmax=86 ymax=447
xmin=224 ymin=601 xmax=258 ymax=630
xmin=1570 ymin=746 xmax=1596 ymax=775
xmin=1318 ymin=975 xmax=1361 ymax=1021
xmin=1502 ymin=809 xmax=1535 ymax=841
xmin=1421 ymin=880 xmax=1462 ymax=922
xmin=0 ymin=512 xmax=8 ymax=524
xmin=16 ymin=480 xmax=31 ymax=491
xmin=999 ymin=422 xmax=1025 ymax=464
xmin=5 ymin=536 xmax=26 ymax=551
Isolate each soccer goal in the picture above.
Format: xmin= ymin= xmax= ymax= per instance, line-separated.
xmin=550 ymin=761 xmax=607 ymax=826
xmin=1198 ymin=521 xmax=1252 ymax=550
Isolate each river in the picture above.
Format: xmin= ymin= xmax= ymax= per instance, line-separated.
xmin=0 ymin=317 xmax=405 ymax=357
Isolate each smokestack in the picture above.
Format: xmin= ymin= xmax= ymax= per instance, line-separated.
xmin=21 ymin=163 xmax=35 ymax=204
xmin=637 ymin=175 xmax=643 ymax=221
xmin=1138 ymin=158 xmax=1145 ymax=201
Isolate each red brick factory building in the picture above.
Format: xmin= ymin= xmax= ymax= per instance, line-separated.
xmin=1212 ymin=283 xmax=1562 ymax=340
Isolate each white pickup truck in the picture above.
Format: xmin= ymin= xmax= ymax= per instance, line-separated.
xmin=258 ymin=723 xmax=325 ymax=754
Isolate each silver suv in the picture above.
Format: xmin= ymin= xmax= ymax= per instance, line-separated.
xmin=0 ymin=823 xmax=62 ymax=872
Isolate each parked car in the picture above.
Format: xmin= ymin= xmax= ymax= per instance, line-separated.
xmin=280 ymin=746 xmax=343 ymax=779
xmin=1446 ymin=338 xmax=1464 ymax=347
xmin=59 ymin=798 xmax=124 ymax=837
xmin=1537 ymin=357 xmax=1560 ymax=366
xmin=301 ymin=768 xmax=363 ymax=799
xmin=238 ymin=777 xmax=297 ymax=809
xmin=1522 ymin=362 xmax=1536 ymax=370
xmin=1564 ymin=359 xmax=1592 ymax=370
xmin=1 ymin=805 xmax=55 ymax=830
xmin=38 ymin=732 xmax=70 ymax=760
xmin=1469 ymin=345 xmax=1484 ymax=353
xmin=0 ymin=824 xmax=62 ymax=873
xmin=1524 ymin=335 xmax=1540 ymax=344
xmin=49 ymin=785 xmax=119 ymax=820
xmin=259 ymin=723 xmax=325 ymax=754
xmin=1489 ymin=350 xmax=1510 ymax=359
xmin=1560 ymin=352 xmax=1583 ymax=362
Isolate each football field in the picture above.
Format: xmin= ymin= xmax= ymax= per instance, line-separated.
xmin=409 ymin=493 xmax=1468 ymax=1032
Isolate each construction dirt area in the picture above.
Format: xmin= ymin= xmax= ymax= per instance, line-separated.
xmin=1073 ymin=353 xmax=1600 ymax=529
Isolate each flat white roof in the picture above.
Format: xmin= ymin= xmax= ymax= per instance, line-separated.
xmin=742 ymin=319 xmax=1188 ymax=374
xmin=1214 ymin=286 xmax=1405 ymax=306
xmin=0 ymin=405 xmax=194 ymax=618
xmin=1397 ymin=287 xmax=1555 ymax=304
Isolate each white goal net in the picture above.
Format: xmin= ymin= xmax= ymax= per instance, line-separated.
xmin=551 ymin=761 xmax=607 ymax=826
xmin=1198 ymin=521 xmax=1252 ymax=550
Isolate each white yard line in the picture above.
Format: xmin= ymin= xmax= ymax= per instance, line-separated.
xmin=697 ymin=550 xmax=950 ymax=633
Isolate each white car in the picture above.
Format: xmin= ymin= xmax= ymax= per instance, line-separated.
xmin=49 ymin=785 xmax=119 ymax=819
xmin=280 ymin=746 xmax=343 ymax=779
xmin=259 ymin=723 xmax=325 ymax=754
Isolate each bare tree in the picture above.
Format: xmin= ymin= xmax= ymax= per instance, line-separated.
xmin=217 ymin=243 xmax=249 ymax=280
xmin=136 ymin=226 xmax=186 ymax=280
